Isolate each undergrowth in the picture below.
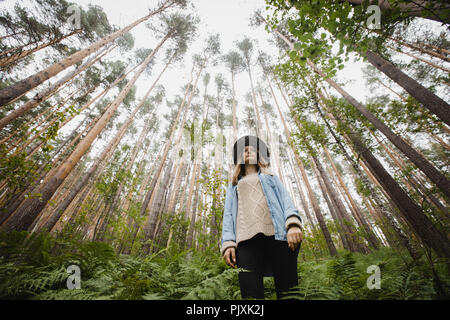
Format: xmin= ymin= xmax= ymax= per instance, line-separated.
xmin=0 ymin=231 xmax=448 ymax=300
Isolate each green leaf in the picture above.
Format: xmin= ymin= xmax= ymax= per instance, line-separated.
xmin=298 ymin=56 xmax=307 ymax=66
xmin=294 ymin=42 xmax=303 ymax=52
xmin=289 ymin=50 xmax=298 ymax=61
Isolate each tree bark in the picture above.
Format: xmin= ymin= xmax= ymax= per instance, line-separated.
xmin=247 ymin=67 xmax=264 ymax=138
xmin=337 ymin=112 xmax=450 ymax=257
xmin=271 ymin=79 xmax=337 ymax=256
xmin=231 ymin=70 xmax=238 ymax=143
xmin=186 ymin=161 xmax=202 ymax=250
xmin=387 ymin=45 xmax=450 ymax=74
xmin=140 ymin=61 xmax=206 ymax=249
xmin=313 ymin=162 xmax=350 ymax=250
xmin=264 ymin=83 xmax=286 ymax=182
xmin=312 ymin=154 xmax=365 ymax=252
xmin=139 ymin=63 xmax=199 ymax=222
xmin=0 ymin=44 xmax=115 ymax=130
xmin=323 ymin=147 xmax=380 ymax=249
xmin=286 ymin=146 xmax=315 ymax=225
xmin=387 ymin=36 xmax=450 ymax=63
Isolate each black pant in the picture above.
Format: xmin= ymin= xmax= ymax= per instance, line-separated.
xmin=236 ymin=233 xmax=300 ymax=300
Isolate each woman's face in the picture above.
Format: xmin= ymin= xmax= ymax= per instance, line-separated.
xmin=243 ymin=145 xmax=257 ymax=164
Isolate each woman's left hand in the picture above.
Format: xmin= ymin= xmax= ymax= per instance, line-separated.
xmin=287 ymin=226 xmax=303 ymax=251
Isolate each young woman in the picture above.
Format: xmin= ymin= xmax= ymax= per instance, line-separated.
xmin=221 ymin=135 xmax=303 ymax=300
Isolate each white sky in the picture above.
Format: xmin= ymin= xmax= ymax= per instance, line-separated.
xmin=63 ymin=0 xmax=373 ymax=164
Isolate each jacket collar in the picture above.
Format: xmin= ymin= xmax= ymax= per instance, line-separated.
xmin=259 ymin=166 xmax=274 ymax=175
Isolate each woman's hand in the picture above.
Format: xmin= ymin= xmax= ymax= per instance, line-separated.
xmin=287 ymin=226 xmax=303 ymax=251
xmin=223 ymin=247 xmax=236 ymax=268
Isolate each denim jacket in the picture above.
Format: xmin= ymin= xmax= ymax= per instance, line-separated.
xmin=221 ymin=167 xmax=302 ymax=251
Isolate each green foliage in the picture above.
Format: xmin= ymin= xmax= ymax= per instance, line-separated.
xmin=326 ymin=252 xmax=366 ymax=299
xmin=182 ymin=267 xmax=241 ymax=300
xmin=285 ymin=248 xmax=449 ymax=300
xmin=0 ymin=145 xmax=40 ymax=202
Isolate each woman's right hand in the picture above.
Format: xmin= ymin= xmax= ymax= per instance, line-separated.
xmin=223 ymin=247 xmax=236 ymax=268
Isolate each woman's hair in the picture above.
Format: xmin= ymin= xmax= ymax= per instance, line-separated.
xmin=231 ymin=148 xmax=270 ymax=186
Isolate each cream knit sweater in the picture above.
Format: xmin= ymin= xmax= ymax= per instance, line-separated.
xmin=221 ymin=172 xmax=302 ymax=255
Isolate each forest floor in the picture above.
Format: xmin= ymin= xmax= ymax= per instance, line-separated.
xmin=0 ymin=231 xmax=449 ymax=300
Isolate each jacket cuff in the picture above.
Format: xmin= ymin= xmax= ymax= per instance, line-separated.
xmin=221 ymin=241 xmax=237 ymax=256
xmin=285 ymin=216 xmax=302 ymax=231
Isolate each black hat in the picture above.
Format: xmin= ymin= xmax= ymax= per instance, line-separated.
xmin=233 ymin=135 xmax=270 ymax=165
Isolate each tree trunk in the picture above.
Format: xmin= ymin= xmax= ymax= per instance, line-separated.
xmin=231 ymin=71 xmax=238 ymax=143
xmin=0 ymin=108 xmax=100 ymax=224
xmin=124 ymin=145 xmax=165 ymax=253
xmin=318 ymin=90 xmax=424 ymax=258
xmin=286 ymin=147 xmax=314 ymax=225
xmin=280 ymin=78 xmax=423 ymax=259
xmin=0 ymin=44 xmax=115 ymax=130
xmin=166 ymin=159 xmax=187 ymax=218
xmin=265 ymin=80 xmax=288 ymax=183
xmin=140 ymin=62 xmax=206 ymax=249
xmin=0 ymin=30 xmax=25 ymax=41
xmin=0 ymin=62 xmax=133 ymax=148
xmin=37 ymin=92 xmax=156 ymax=233
xmin=1 ymin=35 xmax=168 ymax=232
xmin=387 ymin=45 xmax=450 ymax=73
xmin=184 ymin=160 xmax=199 ymax=226
xmin=271 ymin=80 xmax=337 ymax=256
xmin=427 ymin=130 xmax=450 ymax=151
xmin=247 ymin=67 xmax=264 ymax=138
xmin=139 ymin=63 xmax=201 ymax=222
xmin=312 ymin=154 xmax=365 ymax=252
xmin=323 ymin=147 xmax=380 ymax=249
xmin=79 ymin=56 xmax=174 ymax=236
xmin=387 ymin=36 xmax=450 ymax=63
xmin=0 ymin=29 xmax=82 ymax=68
xmin=119 ymin=129 xmax=156 ymax=216
xmin=300 ymin=155 xmax=338 ymax=256
xmin=186 ymin=162 xmax=202 ymax=250
xmin=371 ymin=130 xmax=449 ymax=220
xmin=166 ymin=164 xmax=191 ymax=248
xmin=10 ymin=87 xmax=82 ymax=155
xmin=143 ymin=158 xmax=173 ymax=253
xmin=334 ymin=108 xmax=450 ymax=257
xmin=275 ymin=30 xmax=450 ymax=198
xmin=313 ymin=162 xmax=350 ymax=250
xmin=365 ymin=49 xmax=450 ymax=126
xmin=321 ymin=60 xmax=450 ymax=197
xmin=156 ymin=158 xmax=186 ymax=244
